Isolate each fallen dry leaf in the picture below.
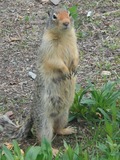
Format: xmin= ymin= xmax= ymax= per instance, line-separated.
xmin=101 ymin=71 xmax=111 ymax=76
xmin=96 ymin=112 xmax=102 ymax=119
xmin=20 ymin=149 xmax=24 ymax=155
xmin=4 ymin=142 xmax=13 ymax=150
xmin=10 ymin=37 xmax=21 ymax=42
xmin=18 ymin=15 xmax=23 ymax=19
xmin=5 ymin=111 xmax=14 ymax=120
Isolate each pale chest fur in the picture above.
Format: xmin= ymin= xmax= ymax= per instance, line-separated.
xmin=41 ymin=28 xmax=79 ymax=72
xmin=54 ymin=40 xmax=78 ymax=70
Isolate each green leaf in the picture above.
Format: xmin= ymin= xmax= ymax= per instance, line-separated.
xmin=63 ymin=141 xmax=69 ymax=150
xmin=25 ymin=146 xmax=41 ymax=160
xmin=73 ymin=144 xmax=80 ymax=160
xmin=1 ymin=155 xmax=6 ymax=160
xmin=69 ymin=5 xmax=78 ymax=20
xmin=68 ymin=113 xmax=76 ymax=122
xmin=83 ymin=150 xmax=89 ymax=160
xmin=105 ymin=120 xmax=113 ymax=137
xmin=97 ymin=143 xmax=107 ymax=152
xmin=40 ymin=138 xmax=52 ymax=158
xmin=36 ymin=154 xmax=44 ymax=160
xmin=66 ymin=147 xmax=74 ymax=160
xmin=12 ymin=140 xmax=21 ymax=158
xmin=81 ymin=97 xmax=96 ymax=106
xmin=2 ymin=145 xmax=14 ymax=160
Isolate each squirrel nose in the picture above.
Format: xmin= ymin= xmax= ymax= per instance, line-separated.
xmin=63 ymin=22 xmax=69 ymax=27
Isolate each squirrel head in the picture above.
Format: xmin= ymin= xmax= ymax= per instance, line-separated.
xmin=47 ymin=8 xmax=73 ymax=31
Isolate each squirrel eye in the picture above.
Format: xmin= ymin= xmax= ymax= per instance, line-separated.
xmin=52 ymin=13 xmax=57 ymax=20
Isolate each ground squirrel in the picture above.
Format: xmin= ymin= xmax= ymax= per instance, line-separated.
xmin=14 ymin=8 xmax=79 ymax=154
xmin=34 ymin=7 xmax=79 ymax=152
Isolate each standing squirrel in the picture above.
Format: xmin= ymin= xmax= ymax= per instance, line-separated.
xmin=14 ymin=8 xmax=79 ymax=155
xmin=34 ymin=8 xmax=79 ymax=153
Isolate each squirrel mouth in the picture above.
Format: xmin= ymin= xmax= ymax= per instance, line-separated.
xmin=63 ymin=25 xmax=70 ymax=30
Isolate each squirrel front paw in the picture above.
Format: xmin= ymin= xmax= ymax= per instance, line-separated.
xmin=61 ymin=65 xmax=69 ymax=75
xmin=70 ymin=58 xmax=78 ymax=72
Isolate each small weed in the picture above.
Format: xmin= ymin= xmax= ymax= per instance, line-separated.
xmin=68 ymin=5 xmax=83 ymax=29
xmin=103 ymin=40 xmax=120 ymax=51
xmin=114 ymin=56 xmax=120 ymax=65
xmin=97 ymin=135 xmax=120 ymax=160
xmin=70 ymin=80 xmax=120 ymax=121
xmin=24 ymin=15 xmax=30 ymax=23
xmin=69 ymin=5 xmax=78 ymax=22
xmin=0 ymin=139 xmax=53 ymax=160
xmin=77 ymin=31 xmax=90 ymax=40
xmin=96 ymin=60 xmax=113 ymax=72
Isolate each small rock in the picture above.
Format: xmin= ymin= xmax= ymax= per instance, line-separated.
xmin=28 ymin=71 xmax=36 ymax=80
xmin=5 ymin=111 xmax=14 ymax=120
xmin=41 ymin=0 xmax=49 ymax=3
xmin=87 ymin=11 xmax=93 ymax=17
xmin=101 ymin=71 xmax=111 ymax=76
xmin=0 ymin=125 xmax=4 ymax=132
xmin=50 ymin=0 xmax=61 ymax=5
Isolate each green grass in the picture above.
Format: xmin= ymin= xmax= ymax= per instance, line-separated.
xmin=103 ymin=39 xmax=120 ymax=51
xmin=70 ymin=80 xmax=120 ymax=121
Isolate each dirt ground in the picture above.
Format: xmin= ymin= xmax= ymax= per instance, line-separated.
xmin=0 ymin=0 xmax=120 ymax=150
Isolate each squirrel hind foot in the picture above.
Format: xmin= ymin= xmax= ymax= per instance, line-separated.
xmin=55 ymin=126 xmax=77 ymax=135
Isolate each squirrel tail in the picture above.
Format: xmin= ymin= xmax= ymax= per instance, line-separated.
xmin=12 ymin=116 xmax=33 ymax=140
xmin=0 ymin=114 xmax=33 ymax=140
